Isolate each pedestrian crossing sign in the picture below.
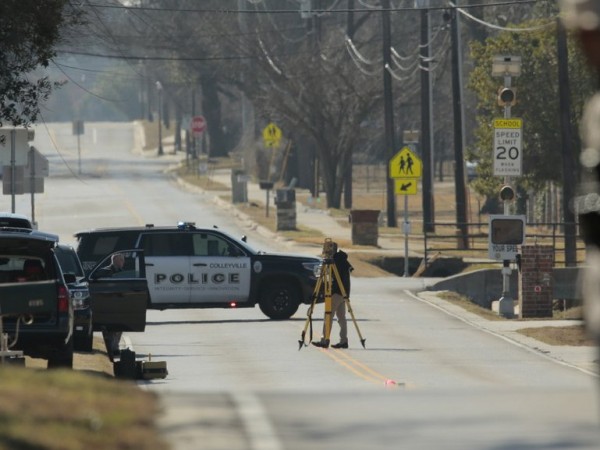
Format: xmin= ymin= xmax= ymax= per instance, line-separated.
xmin=263 ymin=122 xmax=282 ymax=148
xmin=389 ymin=146 xmax=422 ymax=179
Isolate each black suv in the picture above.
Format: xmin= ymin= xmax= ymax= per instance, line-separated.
xmin=0 ymin=228 xmax=74 ymax=367
xmin=55 ymin=244 xmax=93 ymax=352
xmin=75 ymin=222 xmax=321 ymax=320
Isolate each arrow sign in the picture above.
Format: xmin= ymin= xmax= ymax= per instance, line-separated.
xmin=394 ymin=178 xmax=417 ymax=195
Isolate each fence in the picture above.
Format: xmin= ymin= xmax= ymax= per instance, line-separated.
xmin=421 ymin=222 xmax=585 ymax=267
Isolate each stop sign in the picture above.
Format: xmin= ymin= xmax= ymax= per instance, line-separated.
xmin=191 ymin=116 xmax=206 ymax=136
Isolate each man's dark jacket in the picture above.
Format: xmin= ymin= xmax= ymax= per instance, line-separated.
xmin=332 ymin=250 xmax=353 ymax=296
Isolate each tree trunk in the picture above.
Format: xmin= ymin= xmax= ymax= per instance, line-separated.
xmin=200 ymin=77 xmax=226 ymax=157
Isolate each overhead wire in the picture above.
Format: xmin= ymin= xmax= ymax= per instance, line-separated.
xmin=345 ymin=36 xmax=380 ymax=66
xmin=257 ymin=35 xmax=284 ymax=76
xmin=451 ymin=1 xmax=557 ymax=32
xmin=345 ymin=39 xmax=381 ymax=76
xmin=36 ymin=110 xmax=86 ymax=183
xmin=52 ymin=61 xmax=140 ymax=79
xmin=82 ymin=0 xmax=541 ymax=14
xmin=51 ymin=60 xmax=129 ymax=103
xmin=255 ymin=0 xmax=311 ymax=44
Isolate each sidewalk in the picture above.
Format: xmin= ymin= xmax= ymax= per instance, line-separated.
xmin=206 ymin=168 xmax=405 ymax=255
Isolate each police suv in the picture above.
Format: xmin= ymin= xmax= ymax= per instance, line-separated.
xmin=75 ymin=222 xmax=321 ymax=320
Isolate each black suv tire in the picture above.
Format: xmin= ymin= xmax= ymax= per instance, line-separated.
xmin=47 ymin=337 xmax=74 ymax=369
xmin=259 ymin=281 xmax=300 ymax=320
xmin=75 ymin=331 xmax=94 ymax=353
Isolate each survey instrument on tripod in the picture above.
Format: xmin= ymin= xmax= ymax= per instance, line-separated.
xmin=298 ymin=238 xmax=366 ymax=350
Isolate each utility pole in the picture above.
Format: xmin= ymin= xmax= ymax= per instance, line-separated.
xmin=156 ymin=81 xmax=164 ymax=156
xmin=382 ymin=0 xmax=397 ymax=227
xmin=557 ymin=18 xmax=577 ymax=267
xmin=419 ymin=0 xmax=435 ymax=232
xmin=449 ymin=5 xmax=469 ymax=247
xmin=344 ymin=0 xmax=355 ymax=209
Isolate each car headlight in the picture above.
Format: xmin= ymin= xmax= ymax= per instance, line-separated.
xmin=302 ymin=261 xmax=322 ymax=278
xmin=71 ymin=290 xmax=90 ymax=310
xmin=72 ymin=298 xmax=86 ymax=310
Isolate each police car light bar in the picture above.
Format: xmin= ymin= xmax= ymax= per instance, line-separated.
xmin=177 ymin=221 xmax=196 ymax=230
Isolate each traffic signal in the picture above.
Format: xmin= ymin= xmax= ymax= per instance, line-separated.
xmin=497 ymin=87 xmax=517 ymax=107
xmin=499 ymin=185 xmax=515 ymax=201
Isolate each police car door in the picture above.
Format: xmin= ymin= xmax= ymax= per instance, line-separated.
xmin=189 ymin=232 xmax=251 ymax=304
xmin=88 ymin=250 xmax=148 ymax=332
xmin=139 ymin=232 xmax=193 ymax=305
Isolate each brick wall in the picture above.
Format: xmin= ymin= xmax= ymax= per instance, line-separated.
xmin=350 ymin=210 xmax=380 ymax=246
xmin=518 ymin=245 xmax=554 ymax=318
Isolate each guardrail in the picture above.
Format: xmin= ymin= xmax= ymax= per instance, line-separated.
xmin=422 ymin=222 xmax=585 ymax=267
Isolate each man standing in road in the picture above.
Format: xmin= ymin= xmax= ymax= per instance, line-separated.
xmin=560 ymin=0 xmax=600 ymax=350
xmin=313 ymin=243 xmax=354 ymax=349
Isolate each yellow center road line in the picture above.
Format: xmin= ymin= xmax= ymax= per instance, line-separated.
xmin=122 ymin=197 xmax=146 ymax=226
xmin=316 ymin=347 xmax=408 ymax=388
xmin=108 ymin=184 xmax=147 ymax=226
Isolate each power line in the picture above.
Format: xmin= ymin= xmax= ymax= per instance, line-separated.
xmin=56 ymin=49 xmax=257 ymax=61
xmin=52 ymin=60 xmax=129 ymax=103
xmin=83 ymin=0 xmax=540 ymax=14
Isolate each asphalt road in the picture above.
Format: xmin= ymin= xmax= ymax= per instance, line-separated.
xmin=12 ymin=122 xmax=600 ymax=449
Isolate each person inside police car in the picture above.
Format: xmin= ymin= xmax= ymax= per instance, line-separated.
xmin=560 ymin=0 xmax=600 ymax=348
xmin=313 ymin=242 xmax=354 ymax=349
xmin=95 ymin=252 xmax=125 ymax=278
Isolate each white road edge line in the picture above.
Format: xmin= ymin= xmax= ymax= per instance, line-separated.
xmin=406 ymin=289 xmax=599 ymax=378
xmin=231 ymin=391 xmax=283 ymax=450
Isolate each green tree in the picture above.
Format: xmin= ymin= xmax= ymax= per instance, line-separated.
xmin=0 ymin=1 xmax=82 ymax=127
xmin=467 ymin=18 xmax=595 ymax=204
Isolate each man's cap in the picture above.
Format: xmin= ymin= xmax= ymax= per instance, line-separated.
xmin=560 ymin=0 xmax=600 ymax=31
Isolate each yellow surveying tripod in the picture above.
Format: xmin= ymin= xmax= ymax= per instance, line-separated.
xmin=299 ymin=238 xmax=366 ymax=350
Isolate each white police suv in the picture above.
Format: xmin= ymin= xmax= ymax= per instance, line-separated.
xmin=75 ymin=222 xmax=321 ymax=320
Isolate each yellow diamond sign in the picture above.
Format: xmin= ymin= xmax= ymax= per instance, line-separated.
xmin=389 ymin=146 xmax=422 ymax=179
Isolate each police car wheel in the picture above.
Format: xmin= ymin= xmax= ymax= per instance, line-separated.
xmin=259 ymin=282 xmax=300 ymax=320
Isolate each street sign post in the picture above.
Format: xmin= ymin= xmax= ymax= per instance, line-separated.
xmin=0 ymin=128 xmax=30 ymax=166
xmin=26 ymin=147 xmax=49 ymax=178
xmin=191 ymin=116 xmax=207 ymax=138
xmin=2 ymin=166 xmax=44 ymax=195
xmin=493 ymin=118 xmax=522 ymax=177
xmin=389 ymin=146 xmax=423 ymax=277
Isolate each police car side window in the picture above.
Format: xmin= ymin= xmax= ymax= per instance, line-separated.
xmin=142 ymin=233 xmax=192 ymax=257
xmin=192 ymin=233 xmax=230 ymax=257
xmin=92 ymin=236 xmax=119 ymax=258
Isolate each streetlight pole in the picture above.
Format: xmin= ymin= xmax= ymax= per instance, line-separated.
xmin=156 ymin=81 xmax=164 ymax=156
